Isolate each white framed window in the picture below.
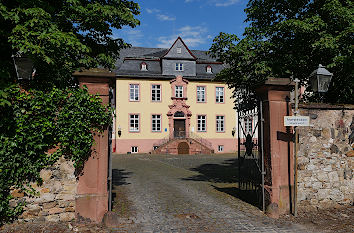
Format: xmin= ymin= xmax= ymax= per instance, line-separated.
xmin=245 ymin=118 xmax=253 ymax=135
xmin=140 ymin=62 xmax=147 ymax=71
xmin=175 ymin=63 xmax=183 ymax=71
xmin=216 ymin=87 xmax=224 ymax=103
xmin=197 ymin=86 xmax=206 ymax=102
xmin=131 ymin=146 xmax=138 ymax=153
xmin=197 ymin=115 xmax=206 ymax=132
xmin=218 ymin=145 xmax=224 ymax=152
xmin=206 ymin=65 xmax=212 ymax=73
xmin=175 ymin=86 xmax=183 ymax=98
xmin=129 ymin=114 xmax=139 ymax=132
xmin=129 ymin=84 xmax=139 ymax=101
xmin=177 ymin=48 xmax=182 ymax=54
xmin=216 ymin=116 xmax=225 ymax=132
xmin=152 ymin=114 xmax=161 ymax=132
xmin=151 ymin=84 xmax=161 ymax=102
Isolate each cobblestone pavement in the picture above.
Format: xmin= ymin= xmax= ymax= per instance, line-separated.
xmin=111 ymin=153 xmax=316 ymax=233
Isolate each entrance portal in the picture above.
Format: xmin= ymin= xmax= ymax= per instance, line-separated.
xmin=174 ymin=119 xmax=186 ymax=138
xmin=178 ymin=142 xmax=189 ymax=154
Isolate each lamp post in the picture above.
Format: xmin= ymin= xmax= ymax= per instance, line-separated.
xmin=309 ymin=64 xmax=333 ymax=101
xmin=12 ymin=53 xmax=36 ymax=80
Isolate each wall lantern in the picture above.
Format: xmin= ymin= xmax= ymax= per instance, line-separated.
xmin=117 ymin=126 xmax=122 ymax=137
xmin=309 ymin=64 xmax=333 ymax=93
xmin=232 ymin=127 xmax=236 ymax=137
xmin=12 ymin=53 xmax=36 ymax=80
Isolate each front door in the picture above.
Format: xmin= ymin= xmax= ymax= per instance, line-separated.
xmin=174 ymin=119 xmax=185 ymax=138
xmin=178 ymin=142 xmax=189 ymax=154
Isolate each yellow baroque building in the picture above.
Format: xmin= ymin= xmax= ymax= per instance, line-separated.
xmin=113 ymin=37 xmax=237 ymax=154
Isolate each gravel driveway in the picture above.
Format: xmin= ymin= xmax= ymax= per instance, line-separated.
xmin=111 ymin=153 xmax=314 ymax=232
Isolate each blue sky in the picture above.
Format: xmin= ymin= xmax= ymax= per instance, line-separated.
xmin=113 ymin=0 xmax=248 ymax=51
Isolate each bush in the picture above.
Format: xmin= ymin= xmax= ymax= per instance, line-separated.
xmin=0 ymin=85 xmax=112 ymax=224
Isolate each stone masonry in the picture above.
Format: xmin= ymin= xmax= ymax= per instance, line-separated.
xmin=11 ymin=156 xmax=77 ymax=222
xmin=151 ymin=138 xmax=214 ymax=155
xmin=297 ymin=104 xmax=354 ymax=210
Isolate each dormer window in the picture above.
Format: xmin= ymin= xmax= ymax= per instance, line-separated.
xmin=140 ymin=62 xmax=147 ymax=71
xmin=177 ymin=48 xmax=182 ymax=54
xmin=206 ymin=65 xmax=212 ymax=73
xmin=175 ymin=63 xmax=183 ymax=71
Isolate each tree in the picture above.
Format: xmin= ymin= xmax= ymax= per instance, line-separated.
xmin=0 ymin=0 xmax=140 ymax=223
xmin=0 ymin=0 xmax=140 ymax=88
xmin=209 ymin=0 xmax=353 ymax=105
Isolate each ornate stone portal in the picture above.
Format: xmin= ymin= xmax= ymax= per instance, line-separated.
xmin=167 ymin=76 xmax=192 ymax=139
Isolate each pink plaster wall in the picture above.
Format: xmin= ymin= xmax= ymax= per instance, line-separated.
xmin=209 ymin=138 xmax=237 ymax=153
xmin=115 ymin=139 xmax=163 ymax=154
xmin=115 ymin=138 xmax=237 ymax=154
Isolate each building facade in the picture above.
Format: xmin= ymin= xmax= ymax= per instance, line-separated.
xmin=113 ymin=37 xmax=238 ymax=154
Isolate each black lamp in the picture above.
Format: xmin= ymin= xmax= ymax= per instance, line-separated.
xmin=12 ymin=53 xmax=36 ymax=80
xmin=117 ymin=126 xmax=122 ymax=137
xmin=309 ymin=64 xmax=333 ymax=93
xmin=232 ymin=127 xmax=236 ymax=137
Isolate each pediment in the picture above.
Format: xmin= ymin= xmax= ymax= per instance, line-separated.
xmin=162 ymin=37 xmax=196 ymax=60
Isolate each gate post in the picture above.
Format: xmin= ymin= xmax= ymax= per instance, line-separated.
xmin=256 ymin=78 xmax=294 ymax=217
xmin=73 ymin=69 xmax=115 ymax=222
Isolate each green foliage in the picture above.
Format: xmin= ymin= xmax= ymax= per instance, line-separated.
xmin=0 ymin=0 xmax=140 ymax=88
xmin=209 ymin=0 xmax=353 ymax=104
xmin=0 ymin=86 xmax=112 ymax=224
xmin=0 ymin=0 xmax=138 ymax=223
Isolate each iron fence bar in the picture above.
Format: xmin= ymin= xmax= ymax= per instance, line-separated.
xmin=108 ymin=124 xmax=112 ymax=211
xmin=108 ymin=87 xmax=114 ymax=211
xmin=260 ymin=99 xmax=265 ymax=213
xmin=251 ymin=120 xmax=259 ymax=138
xmin=238 ymin=110 xmax=241 ymax=191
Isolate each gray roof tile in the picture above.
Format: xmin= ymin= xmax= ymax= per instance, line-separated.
xmin=114 ymin=44 xmax=223 ymax=81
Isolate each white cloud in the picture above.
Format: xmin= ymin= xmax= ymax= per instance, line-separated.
xmin=157 ymin=14 xmax=176 ymax=21
xmin=184 ymin=0 xmax=240 ymax=7
xmin=213 ymin=0 xmax=240 ymax=7
xmin=146 ymin=8 xmax=160 ymax=14
xmin=119 ymin=29 xmax=144 ymax=46
xmin=156 ymin=25 xmax=209 ymax=48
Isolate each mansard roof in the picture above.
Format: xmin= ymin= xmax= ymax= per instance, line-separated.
xmin=114 ymin=37 xmax=224 ymax=80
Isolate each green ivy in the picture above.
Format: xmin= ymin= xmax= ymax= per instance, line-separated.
xmin=0 ymin=85 xmax=112 ymax=224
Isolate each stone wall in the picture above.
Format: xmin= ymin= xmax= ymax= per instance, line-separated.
xmin=11 ymin=156 xmax=77 ymax=222
xmin=297 ymin=104 xmax=354 ymax=210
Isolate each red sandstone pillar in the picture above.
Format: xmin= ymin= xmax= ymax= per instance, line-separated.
xmin=256 ymin=78 xmax=294 ymax=216
xmin=73 ymin=69 xmax=115 ymax=222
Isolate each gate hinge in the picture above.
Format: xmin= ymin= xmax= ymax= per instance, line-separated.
xmin=261 ymin=172 xmax=266 ymax=175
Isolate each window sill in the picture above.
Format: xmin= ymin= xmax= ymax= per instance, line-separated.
xmin=171 ymin=97 xmax=188 ymax=100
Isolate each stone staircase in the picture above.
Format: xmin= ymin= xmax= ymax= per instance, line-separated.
xmin=151 ymin=136 xmax=214 ymax=155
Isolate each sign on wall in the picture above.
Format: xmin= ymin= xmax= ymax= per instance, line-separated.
xmin=284 ymin=116 xmax=310 ymax=126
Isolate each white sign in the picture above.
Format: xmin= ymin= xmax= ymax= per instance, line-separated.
xmin=284 ymin=116 xmax=310 ymax=126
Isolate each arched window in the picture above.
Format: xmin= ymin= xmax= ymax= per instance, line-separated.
xmin=140 ymin=62 xmax=147 ymax=71
xmin=206 ymin=65 xmax=212 ymax=73
xmin=174 ymin=111 xmax=185 ymax=117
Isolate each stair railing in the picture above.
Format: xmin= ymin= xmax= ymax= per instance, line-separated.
xmin=153 ymin=135 xmax=172 ymax=150
xmin=189 ymin=132 xmax=213 ymax=149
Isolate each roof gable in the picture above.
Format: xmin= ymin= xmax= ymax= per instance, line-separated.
xmin=162 ymin=37 xmax=196 ymax=60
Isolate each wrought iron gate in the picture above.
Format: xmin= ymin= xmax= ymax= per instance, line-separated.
xmin=237 ymin=98 xmax=265 ymax=211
